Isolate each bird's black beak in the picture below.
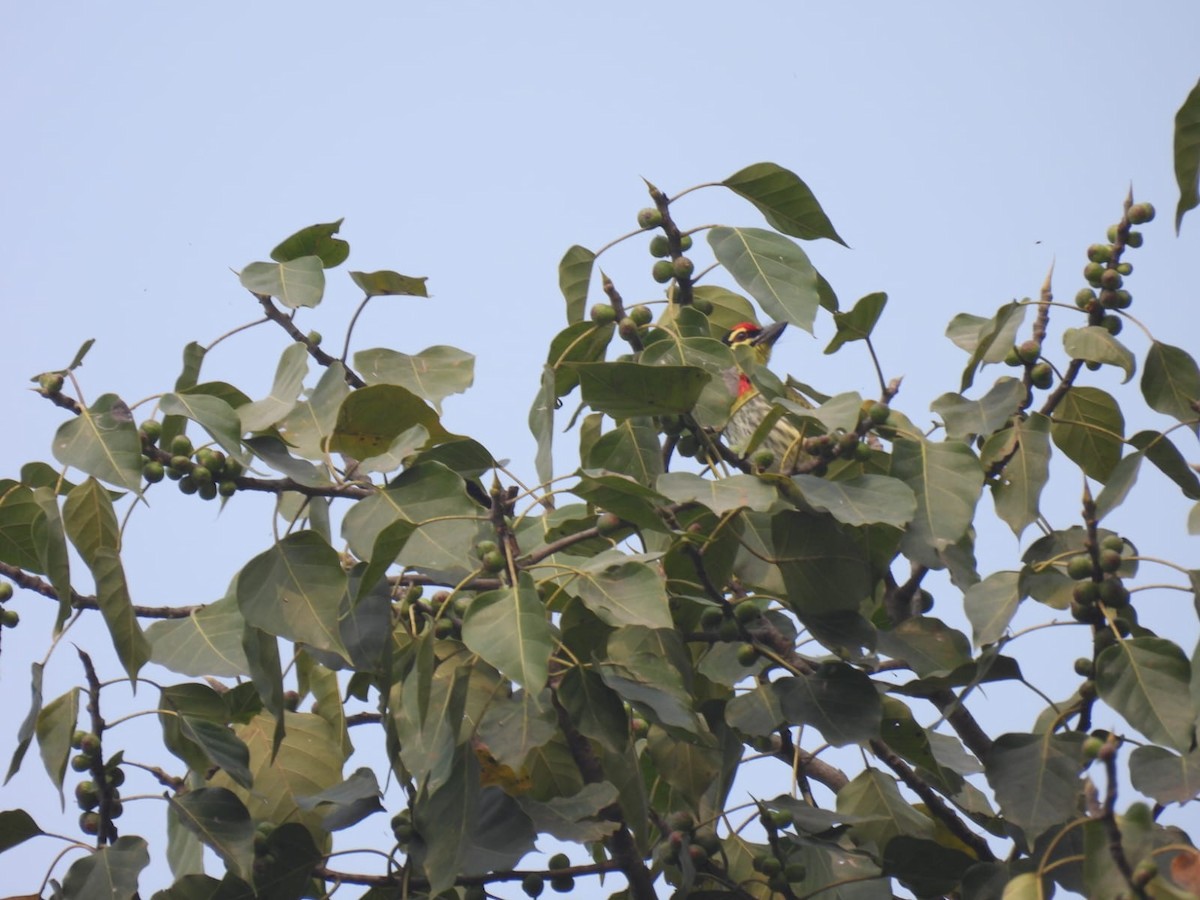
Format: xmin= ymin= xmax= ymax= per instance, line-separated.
xmin=752 ymin=321 xmax=788 ymax=348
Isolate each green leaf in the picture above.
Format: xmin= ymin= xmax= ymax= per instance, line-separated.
xmin=725 ymin=683 xmax=783 ymax=736
xmin=147 ymin=591 xmax=250 ymax=678
xmin=458 ymin=788 xmax=537 ymax=875
xmin=656 ymin=471 xmax=776 ymax=514
xmin=791 ymin=473 xmax=916 ymax=528
xmin=1129 ymin=745 xmax=1200 ymax=805
xmin=158 ymin=683 xmax=235 ymax=776
xmin=341 ymin=461 xmax=483 ymax=577
xmin=878 ymin=698 xmax=971 ymax=798
xmin=31 ymin=486 xmax=73 ymax=631
xmin=571 ymin=470 xmax=669 ymax=533
xmin=62 ymin=835 xmax=149 ymax=900
xmin=876 ymin=617 xmax=973 ymax=679
xmin=836 ymin=769 xmax=934 ymax=848
xmin=932 ymin=377 xmax=1026 ymax=440
xmin=1142 ymin=341 xmax=1200 ymax=427
xmin=354 ymin=519 xmax=417 ymax=607
xmin=394 ymin=642 xmax=468 ymax=791
xmin=953 ymin=302 xmax=1025 ymax=392
xmin=825 ymin=292 xmax=886 ymax=354
xmin=169 ymin=788 xmax=255 ymax=881
xmin=0 ymin=808 xmax=43 ymax=853
xmin=529 ymin=365 xmax=556 ymax=488
xmin=217 ymin=712 xmax=344 ymax=834
xmin=984 ymin=732 xmax=1084 ymax=841
xmin=1175 ymin=77 xmax=1200 ymax=233
xmin=237 ymin=342 xmax=309 ymax=433
xmin=278 ymin=362 xmax=352 ymax=460
xmin=241 ymin=626 xmax=285 ymax=749
xmin=236 ymin=531 xmax=349 ymax=658
xmin=1062 ymin=326 xmax=1135 ymax=382
xmin=62 ymin=479 xmax=151 ymax=679
xmin=159 ymin=341 xmax=206 ymax=452
xmin=239 ymin=256 xmax=325 ymax=308
xmin=0 ymin=480 xmax=46 ymax=571
xmin=565 ymin=554 xmax=673 ymax=629
xmin=600 ymin=626 xmax=704 ymax=735
xmin=773 ymin=510 xmax=873 ymax=617
xmin=244 ymin=435 xmax=330 ymax=487
xmin=67 ymin=337 xmax=96 ymax=371
xmin=328 ymin=383 xmax=453 ymax=460
xmin=884 ymin=838 xmax=976 ymax=897
xmin=692 ymin=285 xmax=758 ymax=333
xmin=355 ymin=345 xmax=474 ymax=414
xmin=353 ymin=425 xmax=432 ymax=477
xmin=51 ymin=393 xmax=142 ymax=492
xmin=1096 ymin=637 xmax=1195 ymax=752
xmin=477 ymin=690 xmax=557 ymax=772
xmin=558 ymin=245 xmax=595 ymax=324
xmin=574 ymin=361 xmax=710 ymax=418
xmin=250 ymin=822 xmax=322 ymax=898
xmin=519 ymin=782 xmax=620 ymax=844
xmin=165 ymin=803 xmax=204 ymax=879
xmin=544 ymin=321 xmax=616 ymax=397
xmin=999 ymin=872 xmax=1044 ymax=900
xmin=963 ymin=571 xmax=1021 ymax=647
xmin=296 ymin=767 xmax=384 ymax=830
xmin=348 ymin=269 xmax=428 ymax=297
xmin=1093 ymin=451 xmax=1142 ymax=521
xmin=584 ymin=418 xmax=662 ymax=486
xmin=558 ymin=668 xmax=629 ymax=754
xmin=5 ymin=662 xmax=43 ymax=783
xmin=35 ymin=687 xmax=78 ymax=803
xmin=1129 ymin=430 xmax=1200 ymax=499
xmin=775 ymin=663 xmax=881 ymax=746
xmin=160 ymin=391 xmax=248 ymax=464
xmin=722 ymin=161 xmax=847 ymax=245
xmin=780 ymin=389 xmax=862 ymax=433
xmin=181 ymin=718 xmax=253 ymax=789
xmin=991 ymin=413 xmax=1052 ymax=536
xmin=412 ymin=747 xmax=479 ymax=895
xmin=638 ymin=334 xmax=737 ymax=429
xmin=708 ymin=226 xmax=821 ymax=333
xmin=645 ymin=724 xmax=722 ymax=809
xmin=271 ymin=219 xmax=349 ymax=267
xmin=1050 ymin=387 xmax=1124 ymax=482
xmin=462 ymin=574 xmax=553 ymax=692
xmin=893 ymin=439 xmax=984 ymax=568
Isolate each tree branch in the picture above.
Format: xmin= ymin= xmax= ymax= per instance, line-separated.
xmin=549 ymin=689 xmax=657 ymax=899
xmin=871 ymin=739 xmax=996 ymax=862
xmin=253 ymin=293 xmax=366 ymax=388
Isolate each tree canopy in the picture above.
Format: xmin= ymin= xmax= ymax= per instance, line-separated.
xmin=1 ymin=79 xmax=1200 ymax=900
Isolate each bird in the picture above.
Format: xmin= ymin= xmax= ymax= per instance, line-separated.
xmin=720 ymin=321 xmax=814 ymax=473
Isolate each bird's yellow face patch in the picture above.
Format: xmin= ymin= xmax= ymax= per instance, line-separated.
xmin=724 ymin=323 xmax=762 ymax=347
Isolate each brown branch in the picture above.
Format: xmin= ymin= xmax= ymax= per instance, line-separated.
xmin=518 ymin=526 xmax=602 ymax=567
xmin=0 ymin=561 xmax=196 ymax=619
xmin=772 ymin=729 xmax=849 ymax=794
xmin=645 ymin=180 xmax=693 ymax=308
xmin=871 ymin=739 xmax=996 ymax=862
xmin=1098 ymin=740 xmax=1149 ymax=899
xmin=601 ymin=273 xmax=643 ymax=352
xmin=254 ymin=293 xmax=366 ymax=388
xmin=549 ymin=690 xmax=657 ymax=899
xmin=34 ymin=384 xmax=83 ymax=415
xmin=311 ymin=860 xmax=623 ymax=889
xmin=78 ymin=648 xmax=119 ymax=846
xmin=926 ymin=689 xmax=994 ymax=760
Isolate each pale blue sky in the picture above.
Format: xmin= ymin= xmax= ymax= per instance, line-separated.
xmin=2 ymin=4 xmax=1198 ymax=896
